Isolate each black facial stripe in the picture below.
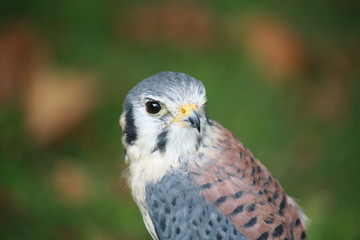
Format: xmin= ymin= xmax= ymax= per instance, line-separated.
xmin=124 ymin=105 xmax=137 ymax=145
xmin=156 ymin=129 xmax=168 ymax=152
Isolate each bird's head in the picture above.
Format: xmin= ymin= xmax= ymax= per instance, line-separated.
xmin=120 ymin=72 xmax=207 ymax=162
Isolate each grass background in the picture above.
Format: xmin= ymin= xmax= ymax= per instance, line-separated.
xmin=1 ymin=0 xmax=359 ymax=239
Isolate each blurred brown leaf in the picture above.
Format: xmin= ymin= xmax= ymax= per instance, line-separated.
xmin=52 ymin=160 xmax=90 ymax=205
xmin=25 ymin=69 xmax=98 ymax=145
xmin=0 ymin=185 xmax=14 ymax=211
xmin=287 ymin=35 xmax=356 ymax=126
xmin=56 ymin=225 xmax=79 ymax=240
xmin=117 ymin=1 xmax=217 ymax=47
xmin=240 ymin=16 xmax=307 ymax=82
xmin=307 ymin=77 xmax=350 ymax=124
xmin=0 ymin=21 xmax=48 ymax=104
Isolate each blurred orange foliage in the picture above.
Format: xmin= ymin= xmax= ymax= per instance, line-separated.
xmin=117 ymin=1 xmax=217 ymax=47
xmin=241 ymin=16 xmax=307 ymax=81
xmin=25 ymin=70 xmax=98 ymax=145
xmin=0 ymin=22 xmax=48 ymax=103
xmin=52 ymin=160 xmax=90 ymax=204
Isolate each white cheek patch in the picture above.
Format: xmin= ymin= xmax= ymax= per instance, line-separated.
xmin=132 ymin=108 xmax=161 ymax=154
xmin=165 ymin=126 xmax=199 ymax=160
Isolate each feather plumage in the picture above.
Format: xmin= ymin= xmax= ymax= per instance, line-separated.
xmin=120 ymin=72 xmax=307 ymax=240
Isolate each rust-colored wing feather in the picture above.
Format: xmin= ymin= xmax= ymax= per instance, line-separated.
xmin=188 ymin=120 xmax=307 ymax=240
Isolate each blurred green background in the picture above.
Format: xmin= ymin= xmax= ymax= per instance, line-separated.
xmin=1 ymin=0 xmax=359 ymax=239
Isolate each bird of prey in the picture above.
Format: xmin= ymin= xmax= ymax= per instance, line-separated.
xmin=120 ymin=72 xmax=307 ymax=240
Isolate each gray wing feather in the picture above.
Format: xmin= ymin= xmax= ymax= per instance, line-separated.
xmin=145 ymin=170 xmax=249 ymax=240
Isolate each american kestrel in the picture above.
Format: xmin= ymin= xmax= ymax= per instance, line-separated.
xmin=120 ymin=72 xmax=307 ymax=240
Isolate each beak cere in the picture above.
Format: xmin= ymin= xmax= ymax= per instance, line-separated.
xmin=172 ymin=104 xmax=201 ymax=132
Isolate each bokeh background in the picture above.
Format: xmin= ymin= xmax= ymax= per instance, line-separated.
xmin=1 ymin=0 xmax=359 ymax=239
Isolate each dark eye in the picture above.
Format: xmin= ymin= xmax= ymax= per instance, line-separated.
xmin=146 ymin=101 xmax=162 ymax=114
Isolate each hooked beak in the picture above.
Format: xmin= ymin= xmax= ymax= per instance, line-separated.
xmin=171 ymin=104 xmax=201 ymax=132
xmin=187 ymin=110 xmax=201 ymax=132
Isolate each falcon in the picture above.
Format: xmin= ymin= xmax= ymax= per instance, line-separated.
xmin=120 ymin=72 xmax=307 ymax=240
